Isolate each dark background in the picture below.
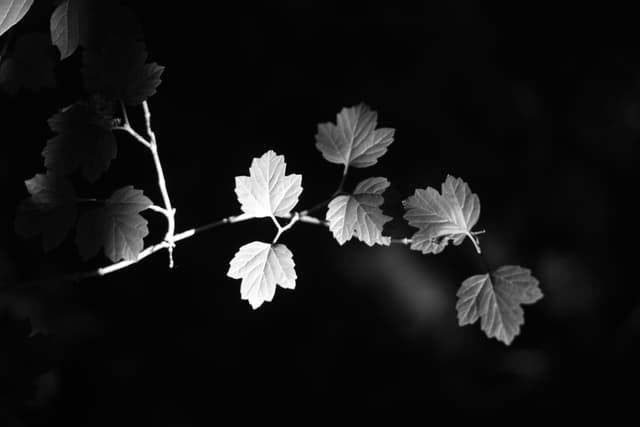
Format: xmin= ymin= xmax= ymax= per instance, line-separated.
xmin=1 ymin=1 xmax=638 ymax=425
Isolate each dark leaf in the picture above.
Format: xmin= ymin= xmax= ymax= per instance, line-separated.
xmin=14 ymin=172 xmax=77 ymax=251
xmin=42 ymin=103 xmax=117 ymax=182
xmin=0 ymin=32 xmax=55 ymax=95
xmin=82 ymin=38 xmax=164 ymax=106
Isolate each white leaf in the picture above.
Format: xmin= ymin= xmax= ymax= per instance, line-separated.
xmin=234 ymin=150 xmax=302 ymax=218
xmin=315 ymin=104 xmax=394 ymax=169
xmin=456 ymin=266 xmax=543 ymax=345
xmin=227 ymin=242 xmax=297 ymax=309
xmin=0 ymin=0 xmax=33 ymax=37
xmin=403 ymin=175 xmax=481 ymax=254
xmin=326 ymin=177 xmax=392 ymax=246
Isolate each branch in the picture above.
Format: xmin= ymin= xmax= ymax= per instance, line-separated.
xmin=142 ymin=101 xmax=176 ymax=266
xmin=60 ymin=211 xmax=323 ymax=281
xmin=111 ymin=124 xmax=151 ymax=148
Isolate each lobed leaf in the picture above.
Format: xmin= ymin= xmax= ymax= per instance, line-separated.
xmin=76 ymin=186 xmax=152 ymax=262
xmin=14 ymin=172 xmax=77 ymax=251
xmin=456 ymin=266 xmax=543 ymax=345
xmin=234 ymin=150 xmax=303 ymax=219
xmin=403 ymin=175 xmax=481 ymax=254
xmin=326 ymin=177 xmax=392 ymax=246
xmin=315 ymin=104 xmax=394 ymax=170
xmin=82 ymin=38 xmax=164 ymax=106
xmin=0 ymin=0 xmax=33 ymax=37
xmin=42 ymin=102 xmax=117 ymax=182
xmin=227 ymin=241 xmax=297 ymax=309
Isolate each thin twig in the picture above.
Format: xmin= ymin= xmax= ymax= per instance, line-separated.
xmin=112 ymin=125 xmax=151 ymax=148
xmin=142 ymin=101 xmax=176 ymax=267
xmin=272 ymin=213 xmax=299 ymax=243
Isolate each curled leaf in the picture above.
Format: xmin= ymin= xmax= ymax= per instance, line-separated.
xmin=326 ymin=177 xmax=392 ymax=246
xmin=403 ymin=175 xmax=481 ymax=254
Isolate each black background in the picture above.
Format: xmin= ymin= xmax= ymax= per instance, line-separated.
xmin=1 ymin=1 xmax=639 ymax=425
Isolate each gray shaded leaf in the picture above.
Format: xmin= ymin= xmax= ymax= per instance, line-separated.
xmin=50 ymin=0 xmax=86 ymax=60
xmin=403 ymin=175 xmax=481 ymax=254
xmin=326 ymin=177 xmax=392 ymax=246
xmin=227 ymin=241 xmax=297 ymax=309
xmin=0 ymin=0 xmax=33 ymax=37
xmin=76 ymin=186 xmax=152 ymax=262
xmin=456 ymin=265 xmax=543 ymax=345
xmin=315 ymin=104 xmax=394 ymax=169
xmin=14 ymin=172 xmax=77 ymax=251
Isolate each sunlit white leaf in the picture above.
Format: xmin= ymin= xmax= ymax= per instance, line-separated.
xmin=227 ymin=241 xmax=297 ymax=309
xmin=234 ymin=150 xmax=302 ymax=218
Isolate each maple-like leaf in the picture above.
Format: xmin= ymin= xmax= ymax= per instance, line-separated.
xmin=76 ymin=186 xmax=152 ymax=262
xmin=456 ymin=266 xmax=543 ymax=345
xmin=315 ymin=104 xmax=395 ymax=171
xmin=403 ymin=175 xmax=481 ymax=254
xmin=50 ymin=0 xmax=87 ymax=60
xmin=326 ymin=177 xmax=392 ymax=246
xmin=0 ymin=0 xmax=33 ymax=37
xmin=0 ymin=32 xmax=56 ymax=95
xmin=82 ymin=37 xmax=164 ymax=106
xmin=227 ymin=241 xmax=297 ymax=309
xmin=14 ymin=172 xmax=77 ymax=251
xmin=42 ymin=102 xmax=117 ymax=182
xmin=234 ymin=150 xmax=303 ymax=218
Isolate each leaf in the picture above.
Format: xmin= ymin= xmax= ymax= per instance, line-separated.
xmin=42 ymin=102 xmax=117 ymax=182
xmin=456 ymin=266 xmax=543 ymax=345
xmin=326 ymin=177 xmax=392 ymax=246
xmin=315 ymin=104 xmax=395 ymax=170
xmin=0 ymin=0 xmax=33 ymax=37
xmin=234 ymin=150 xmax=303 ymax=218
xmin=82 ymin=37 xmax=165 ymax=105
xmin=76 ymin=186 xmax=152 ymax=262
xmin=14 ymin=172 xmax=77 ymax=251
xmin=227 ymin=241 xmax=297 ymax=309
xmin=403 ymin=175 xmax=481 ymax=254
xmin=50 ymin=0 xmax=87 ymax=60
xmin=0 ymin=32 xmax=56 ymax=95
